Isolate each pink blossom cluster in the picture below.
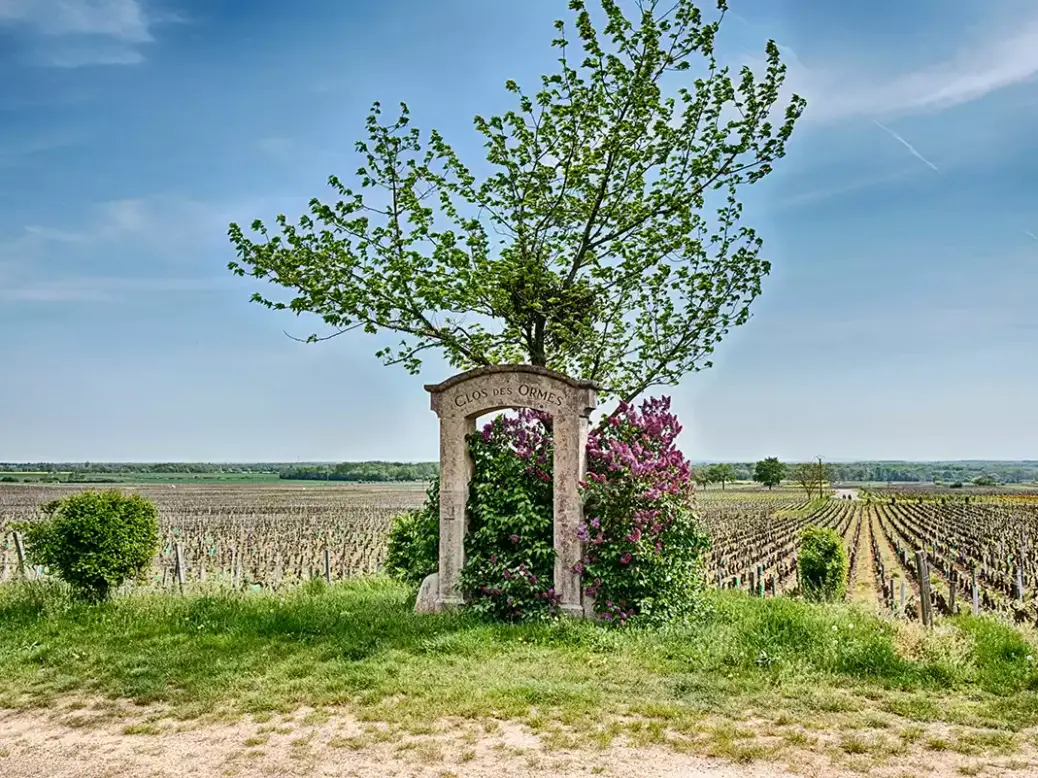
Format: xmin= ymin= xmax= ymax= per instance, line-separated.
xmin=577 ymin=396 xmax=695 ymax=622
xmin=481 ymin=409 xmax=553 ymax=482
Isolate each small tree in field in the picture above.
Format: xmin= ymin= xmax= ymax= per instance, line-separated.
xmin=753 ymin=456 xmax=784 ymax=489
xmin=797 ymin=526 xmax=848 ymax=601
xmin=22 ymin=491 xmax=159 ymax=602
xmin=227 ymin=0 xmax=804 ymax=401
xmin=707 ymin=463 xmax=735 ymax=490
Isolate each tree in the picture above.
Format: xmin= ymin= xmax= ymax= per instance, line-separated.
xmin=790 ymin=462 xmax=816 ymax=499
xmin=813 ymin=457 xmax=833 ymax=498
xmin=707 ymin=463 xmax=735 ymax=490
xmin=753 ymin=456 xmax=784 ymax=489
xmin=227 ymin=1 xmax=805 ymax=402
xmin=692 ymin=468 xmax=712 ymax=490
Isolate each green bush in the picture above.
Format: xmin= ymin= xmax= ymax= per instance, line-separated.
xmin=22 ymin=490 xmax=159 ymax=601
xmin=797 ymin=525 xmax=848 ymax=602
xmin=384 ymin=479 xmax=440 ymax=586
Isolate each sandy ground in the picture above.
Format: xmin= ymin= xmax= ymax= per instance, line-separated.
xmin=3 ymin=704 xmax=1037 ymax=778
xmin=833 ymin=489 xmax=860 ymax=501
xmin=0 ymin=707 xmax=805 ymax=778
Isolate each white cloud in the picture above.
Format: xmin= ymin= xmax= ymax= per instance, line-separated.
xmin=0 ymin=0 xmax=151 ymax=41
xmin=0 ymin=0 xmax=169 ymax=66
xmin=769 ymin=13 xmax=1038 ymax=123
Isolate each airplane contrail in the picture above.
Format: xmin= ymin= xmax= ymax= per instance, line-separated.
xmin=1026 ymin=230 xmax=1038 ymax=242
xmin=872 ymin=120 xmax=941 ymax=173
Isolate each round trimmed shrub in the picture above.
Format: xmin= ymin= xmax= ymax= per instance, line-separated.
xmin=23 ymin=490 xmax=159 ymax=601
xmin=797 ymin=525 xmax=848 ymax=602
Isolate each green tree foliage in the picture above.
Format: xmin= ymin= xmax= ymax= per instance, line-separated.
xmin=383 ymin=479 xmax=440 ymax=586
xmin=706 ymin=463 xmax=735 ymax=490
xmin=797 ymin=526 xmax=848 ymax=602
xmin=789 ymin=459 xmax=832 ymax=499
xmin=753 ymin=456 xmax=785 ymax=489
xmin=282 ymin=461 xmax=438 ymax=482
xmin=22 ymin=491 xmax=159 ymax=601
xmin=227 ymin=0 xmax=804 ymax=402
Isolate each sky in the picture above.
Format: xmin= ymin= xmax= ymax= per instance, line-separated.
xmin=1 ymin=0 xmax=1037 ymax=463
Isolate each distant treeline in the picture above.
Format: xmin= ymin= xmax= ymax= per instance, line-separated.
xmin=279 ymin=462 xmax=439 ymax=482
xmin=0 ymin=461 xmax=438 ymax=483
xmin=3 ymin=460 xmax=1037 ymax=485
xmin=692 ymin=461 xmax=1038 ymax=485
xmin=0 ymin=463 xmax=284 ymax=474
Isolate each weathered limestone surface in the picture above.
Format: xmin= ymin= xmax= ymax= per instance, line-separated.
xmin=414 ymin=572 xmax=439 ymax=614
xmin=423 ymin=365 xmax=597 ymax=617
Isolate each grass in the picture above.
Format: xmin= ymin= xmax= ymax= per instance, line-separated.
xmin=1 ymin=577 xmax=1037 ymax=742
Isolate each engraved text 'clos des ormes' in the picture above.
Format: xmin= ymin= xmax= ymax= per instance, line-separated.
xmin=452 ymin=383 xmax=565 ymax=409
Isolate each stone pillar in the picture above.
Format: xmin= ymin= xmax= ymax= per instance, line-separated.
xmin=436 ymin=415 xmax=476 ymax=609
xmin=552 ymin=410 xmax=590 ymax=617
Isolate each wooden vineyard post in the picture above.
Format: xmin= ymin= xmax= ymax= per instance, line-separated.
xmin=948 ymin=570 xmax=956 ymax=615
xmin=13 ymin=532 xmax=27 ymax=579
xmin=900 ymin=580 xmax=906 ymax=615
xmin=769 ymin=575 xmax=777 ymax=597
xmin=174 ymin=543 xmax=186 ymax=594
xmin=748 ymin=570 xmax=756 ymax=596
xmin=1017 ymin=565 xmax=1025 ymax=602
xmin=971 ymin=569 xmax=980 ymax=616
xmin=323 ymin=548 xmax=332 ymax=585
xmin=915 ymin=550 xmax=933 ymax=628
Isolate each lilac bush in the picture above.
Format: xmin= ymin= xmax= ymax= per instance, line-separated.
xmin=386 ymin=398 xmax=709 ymax=625
xmin=458 ymin=410 xmax=560 ymax=621
xmin=579 ymin=397 xmax=709 ymax=625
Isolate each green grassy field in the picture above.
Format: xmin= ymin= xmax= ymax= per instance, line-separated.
xmin=2 ymin=578 xmax=1037 ymax=770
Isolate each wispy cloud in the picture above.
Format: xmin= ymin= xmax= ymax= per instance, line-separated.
xmin=871 ymin=121 xmax=940 ymax=173
xmin=770 ymin=167 xmax=921 ymax=211
xmin=1026 ymin=230 xmax=1038 ymax=243
xmin=0 ymin=275 xmax=233 ymax=303
xmin=0 ymin=0 xmax=170 ymax=67
xmin=776 ymin=13 xmax=1038 ymax=122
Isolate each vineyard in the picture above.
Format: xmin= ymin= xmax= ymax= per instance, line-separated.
xmin=0 ymin=482 xmax=427 ymax=589
xmin=3 ymin=482 xmax=1038 ymax=626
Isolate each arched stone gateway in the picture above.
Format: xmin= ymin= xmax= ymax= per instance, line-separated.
xmin=423 ymin=365 xmax=598 ymax=617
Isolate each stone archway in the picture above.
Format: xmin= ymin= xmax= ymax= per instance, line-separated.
xmin=423 ymin=365 xmax=598 ymax=617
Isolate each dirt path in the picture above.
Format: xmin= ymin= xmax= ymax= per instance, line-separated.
xmin=833 ymin=489 xmax=860 ymax=501
xmin=0 ymin=707 xmax=811 ymax=778
xmin=5 ymin=704 xmax=1031 ymax=778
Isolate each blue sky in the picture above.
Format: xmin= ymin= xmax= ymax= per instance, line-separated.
xmin=1 ymin=0 xmax=1037 ymax=463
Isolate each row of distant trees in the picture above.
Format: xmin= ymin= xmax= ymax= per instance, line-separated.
xmin=693 ymin=457 xmax=833 ymax=499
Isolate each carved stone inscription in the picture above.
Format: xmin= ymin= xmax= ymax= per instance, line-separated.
xmin=451 ymin=382 xmax=566 ymax=410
